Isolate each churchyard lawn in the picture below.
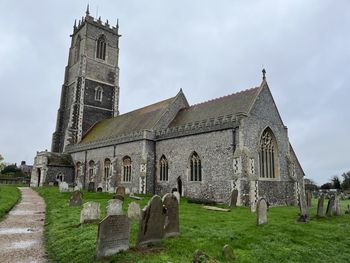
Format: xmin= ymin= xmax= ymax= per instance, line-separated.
xmin=36 ymin=187 xmax=350 ymax=263
xmin=0 ymin=185 xmax=21 ymax=221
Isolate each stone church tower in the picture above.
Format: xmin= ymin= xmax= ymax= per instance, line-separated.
xmin=51 ymin=7 xmax=121 ymax=153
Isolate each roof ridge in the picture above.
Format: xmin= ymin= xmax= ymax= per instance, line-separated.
xmin=188 ymin=87 xmax=259 ymax=109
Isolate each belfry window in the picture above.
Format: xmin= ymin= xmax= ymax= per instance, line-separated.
xmin=123 ymin=156 xmax=131 ymax=182
xmin=96 ymin=35 xmax=106 ymax=60
xmin=95 ymin=86 xmax=103 ymax=102
xmin=190 ymin=152 xmax=202 ymax=181
xmin=259 ymin=128 xmax=278 ymax=178
xmin=159 ymin=155 xmax=168 ymax=181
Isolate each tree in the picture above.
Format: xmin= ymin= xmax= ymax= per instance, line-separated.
xmin=0 ymin=154 xmax=4 ymax=171
xmin=320 ymin=182 xmax=332 ymax=190
xmin=341 ymin=171 xmax=350 ymax=190
xmin=331 ymin=176 xmax=341 ymax=189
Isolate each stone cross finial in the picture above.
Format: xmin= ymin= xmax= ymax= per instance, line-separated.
xmin=262 ymin=68 xmax=266 ymax=81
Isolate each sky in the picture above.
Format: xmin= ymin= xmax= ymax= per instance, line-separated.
xmin=0 ymin=0 xmax=349 ymax=185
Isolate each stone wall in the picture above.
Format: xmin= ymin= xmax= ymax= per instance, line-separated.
xmin=45 ymin=166 xmax=74 ymax=185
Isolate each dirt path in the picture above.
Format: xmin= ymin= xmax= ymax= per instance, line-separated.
xmin=0 ymin=187 xmax=47 ymax=263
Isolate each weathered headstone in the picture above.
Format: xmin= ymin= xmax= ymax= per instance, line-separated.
xmin=70 ymin=191 xmax=83 ymax=207
xmin=256 ymin=198 xmax=268 ymax=225
xmin=136 ymin=195 xmax=166 ymax=247
xmin=107 ymin=199 xmax=123 ymax=216
xmin=162 ymin=193 xmax=180 ymax=238
xmin=333 ymin=198 xmax=341 ymax=216
xmin=114 ymin=194 xmax=124 ymax=201
xmin=88 ymin=182 xmax=95 ymax=192
xmin=59 ymin=181 xmax=69 ymax=192
xmin=326 ymin=196 xmax=335 ymax=217
xmin=229 ymin=189 xmax=238 ymax=208
xmin=306 ymin=191 xmax=312 ymax=207
xmin=345 ymin=204 xmax=350 ymax=214
xmin=316 ymin=195 xmax=324 ymax=217
xmin=80 ymin=202 xmax=100 ymax=224
xmin=116 ymin=186 xmax=126 ymax=197
xmin=127 ymin=202 xmax=141 ymax=221
xmin=298 ymin=192 xmax=309 ymax=223
xmin=95 ymin=215 xmax=131 ymax=259
xmin=173 ymin=191 xmax=180 ymax=204
xmin=222 ymin=244 xmax=235 ymax=260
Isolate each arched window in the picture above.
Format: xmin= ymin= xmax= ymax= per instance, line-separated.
xmin=96 ymin=35 xmax=106 ymax=60
xmin=122 ymin=156 xmax=131 ymax=182
xmin=56 ymin=173 xmax=64 ymax=182
xmin=88 ymin=160 xmax=95 ymax=181
xmin=104 ymin=159 xmax=111 ymax=182
xmin=159 ymin=155 xmax=168 ymax=181
xmin=259 ymin=128 xmax=278 ymax=178
xmin=75 ymin=162 xmax=82 ymax=181
xmin=94 ymin=86 xmax=103 ymax=102
xmin=190 ymin=152 xmax=202 ymax=181
xmin=74 ymin=35 xmax=81 ymax=64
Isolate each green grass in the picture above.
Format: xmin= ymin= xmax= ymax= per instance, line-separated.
xmin=0 ymin=185 xmax=21 ymax=220
xmin=35 ymin=187 xmax=350 ymax=263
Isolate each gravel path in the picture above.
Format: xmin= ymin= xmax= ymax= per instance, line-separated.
xmin=0 ymin=187 xmax=47 ymax=263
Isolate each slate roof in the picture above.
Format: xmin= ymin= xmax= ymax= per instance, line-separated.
xmin=169 ymin=87 xmax=260 ymax=127
xmin=80 ymin=96 xmax=176 ymax=144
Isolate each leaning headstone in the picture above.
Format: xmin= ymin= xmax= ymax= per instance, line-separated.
xmin=222 ymin=244 xmax=235 ymax=260
xmin=326 ymin=196 xmax=335 ymax=216
xmin=298 ymin=192 xmax=309 ymax=223
xmin=127 ymin=202 xmax=141 ymax=221
xmin=173 ymin=191 xmax=180 ymax=204
xmin=88 ymin=182 xmax=95 ymax=192
xmin=256 ymin=198 xmax=268 ymax=225
xmin=333 ymin=198 xmax=341 ymax=216
xmin=136 ymin=195 xmax=166 ymax=247
xmin=80 ymin=202 xmax=100 ymax=224
xmin=59 ymin=181 xmax=69 ymax=192
xmin=306 ymin=191 xmax=312 ymax=207
xmin=162 ymin=193 xmax=180 ymax=238
xmin=129 ymin=193 xmax=144 ymax=200
xmin=115 ymin=186 xmax=126 ymax=197
xmin=316 ymin=195 xmax=324 ymax=217
xmin=107 ymin=199 xmax=123 ymax=216
xmin=229 ymin=189 xmax=238 ymax=208
xmin=70 ymin=191 xmax=83 ymax=207
xmin=95 ymin=215 xmax=131 ymax=259
xmin=345 ymin=204 xmax=350 ymax=214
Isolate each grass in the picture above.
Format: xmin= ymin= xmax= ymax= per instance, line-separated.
xmin=35 ymin=186 xmax=350 ymax=263
xmin=0 ymin=184 xmax=21 ymax=220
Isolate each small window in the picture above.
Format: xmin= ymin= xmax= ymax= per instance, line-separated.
xmin=190 ymin=152 xmax=202 ymax=181
xmin=159 ymin=155 xmax=168 ymax=181
xmin=122 ymin=156 xmax=131 ymax=182
xmin=88 ymin=160 xmax=95 ymax=181
xmin=96 ymin=35 xmax=106 ymax=60
xmin=95 ymin=86 xmax=103 ymax=102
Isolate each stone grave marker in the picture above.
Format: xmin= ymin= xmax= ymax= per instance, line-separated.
xmin=345 ymin=204 xmax=350 ymax=214
xmin=229 ymin=189 xmax=238 ymax=208
xmin=222 ymin=244 xmax=235 ymax=260
xmin=95 ymin=215 xmax=131 ymax=259
xmin=297 ymin=192 xmax=309 ymax=222
xmin=116 ymin=186 xmax=126 ymax=197
xmin=173 ymin=191 xmax=180 ymax=204
xmin=127 ymin=202 xmax=141 ymax=221
xmin=80 ymin=201 xmax=100 ymax=224
xmin=70 ymin=191 xmax=83 ymax=207
xmin=162 ymin=193 xmax=180 ymax=238
xmin=333 ymin=198 xmax=341 ymax=216
xmin=326 ymin=196 xmax=335 ymax=217
xmin=136 ymin=195 xmax=166 ymax=247
xmin=316 ymin=195 xmax=324 ymax=217
xmin=88 ymin=182 xmax=95 ymax=192
xmin=306 ymin=191 xmax=312 ymax=207
xmin=256 ymin=198 xmax=268 ymax=225
xmin=107 ymin=199 xmax=123 ymax=216
xmin=59 ymin=181 xmax=69 ymax=192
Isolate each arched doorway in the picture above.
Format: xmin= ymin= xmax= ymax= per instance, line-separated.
xmin=177 ymin=177 xmax=182 ymax=196
xmin=37 ymin=168 xmax=41 ymax=187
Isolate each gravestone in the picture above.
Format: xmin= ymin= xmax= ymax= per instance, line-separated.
xmin=173 ymin=191 xmax=180 ymax=204
xmin=326 ymin=196 xmax=335 ymax=217
xmin=114 ymin=194 xmax=124 ymax=201
xmin=162 ymin=193 xmax=180 ymax=238
xmin=229 ymin=189 xmax=238 ymax=208
xmin=316 ymin=195 xmax=324 ymax=217
xmin=256 ymin=198 xmax=267 ymax=225
xmin=333 ymin=198 xmax=341 ymax=216
xmin=222 ymin=244 xmax=235 ymax=260
xmin=136 ymin=195 xmax=166 ymax=247
xmin=59 ymin=181 xmax=69 ymax=192
xmin=70 ymin=191 xmax=83 ymax=207
xmin=298 ymin=192 xmax=309 ymax=223
xmin=305 ymin=191 xmax=312 ymax=207
xmin=116 ymin=186 xmax=126 ymax=197
xmin=80 ymin=202 xmax=100 ymax=224
xmin=88 ymin=182 xmax=95 ymax=192
xmin=345 ymin=204 xmax=350 ymax=214
xmin=96 ymin=215 xmax=131 ymax=259
xmin=127 ymin=202 xmax=141 ymax=221
xmin=107 ymin=199 xmax=123 ymax=216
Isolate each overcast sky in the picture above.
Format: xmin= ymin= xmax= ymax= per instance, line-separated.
xmin=0 ymin=0 xmax=349 ymax=185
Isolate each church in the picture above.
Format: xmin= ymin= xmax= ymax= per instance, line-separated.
xmin=30 ymin=8 xmax=306 ymax=208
